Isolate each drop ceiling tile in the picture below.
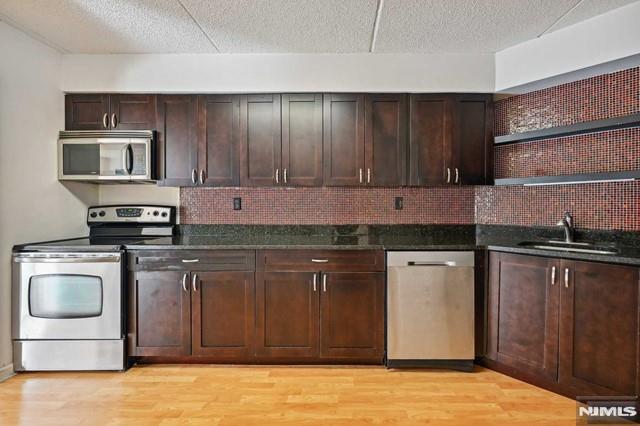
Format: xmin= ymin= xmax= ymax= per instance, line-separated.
xmin=545 ymin=0 xmax=639 ymax=34
xmin=180 ymin=0 xmax=378 ymax=53
xmin=374 ymin=0 xmax=578 ymax=53
xmin=0 ymin=0 xmax=216 ymax=53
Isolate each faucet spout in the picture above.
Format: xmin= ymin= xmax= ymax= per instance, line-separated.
xmin=556 ymin=212 xmax=575 ymax=243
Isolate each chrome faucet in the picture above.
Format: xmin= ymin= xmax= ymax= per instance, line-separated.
xmin=556 ymin=212 xmax=575 ymax=243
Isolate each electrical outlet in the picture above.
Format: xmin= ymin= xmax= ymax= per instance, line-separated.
xmin=233 ymin=197 xmax=242 ymax=210
xmin=394 ymin=197 xmax=403 ymax=210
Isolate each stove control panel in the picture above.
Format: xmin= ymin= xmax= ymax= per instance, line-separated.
xmin=87 ymin=205 xmax=175 ymax=224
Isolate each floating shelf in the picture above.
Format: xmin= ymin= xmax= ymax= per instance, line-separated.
xmin=494 ymin=170 xmax=640 ymax=186
xmin=494 ymin=113 xmax=640 ymax=145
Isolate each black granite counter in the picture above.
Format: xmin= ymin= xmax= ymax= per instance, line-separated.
xmin=123 ymin=224 xmax=640 ymax=267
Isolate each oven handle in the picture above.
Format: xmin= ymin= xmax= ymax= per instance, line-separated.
xmin=13 ymin=253 xmax=121 ymax=263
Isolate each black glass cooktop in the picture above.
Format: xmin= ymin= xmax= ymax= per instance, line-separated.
xmin=17 ymin=236 xmax=175 ymax=251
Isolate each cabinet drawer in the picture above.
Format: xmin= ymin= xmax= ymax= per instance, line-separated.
xmin=128 ymin=250 xmax=255 ymax=271
xmin=258 ymin=250 xmax=384 ymax=272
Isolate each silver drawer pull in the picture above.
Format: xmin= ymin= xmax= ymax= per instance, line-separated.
xmin=564 ymin=268 xmax=570 ymax=288
xmin=181 ymin=273 xmax=188 ymax=292
xmin=192 ymin=273 xmax=199 ymax=292
xmin=311 ymin=259 xmax=329 ymax=263
xmin=313 ymin=273 xmax=317 ymax=292
xmin=551 ymin=266 xmax=556 ymax=286
xmin=407 ymin=261 xmax=456 ymax=267
xmin=323 ymin=274 xmax=327 ymax=292
xmin=181 ymin=259 xmax=200 ymax=263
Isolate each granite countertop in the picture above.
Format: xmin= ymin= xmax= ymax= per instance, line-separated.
xmin=123 ymin=224 xmax=640 ymax=267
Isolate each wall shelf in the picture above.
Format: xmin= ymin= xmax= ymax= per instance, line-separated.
xmin=494 ymin=170 xmax=640 ymax=186
xmin=494 ymin=113 xmax=640 ymax=145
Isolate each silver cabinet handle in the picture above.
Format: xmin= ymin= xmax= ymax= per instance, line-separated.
xmin=192 ymin=273 xmax=198 ymax=292
xmin=322 ymin=274 xmax=327 ymax=292
xmin=181 ymin=273 xmax=188 ymax=292
xmin=181 ymin=259 xmax=199 ymax=263
xmin=367 ymin=168 xmax=371 ymax=184
xmin=111 ymin=113 xmax=117 ymax=128
xmin=311 ymin=259 xmax=328 ymax=263
xmin=275 ymin=168 xmax=279 ymax=184
xmin=283 ymin=168 xmax=287 ymax=184
xmin=191 ymin=169 xmax=197 ymax=184
xmin=564 ymin=268 xmax=569 ymax=288
xmin=446 ymin=167 xmax=451 ymax=183
xmin=102 ymin=113 xmax=109 ymax=128
xmin=551 ymin=266 xmax=556 ymax=286
xmin=313 ymin=273 xmax=317 ymax=292
xmin=199 ymin=169 xmax=206 ymax=185
xmin=455 ymin=167 xmax=459 ymax=184
xmin=359 ymin=168 xmax=363 ymax=183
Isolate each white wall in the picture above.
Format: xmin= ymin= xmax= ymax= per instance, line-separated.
xmin=495 ymin=1 xmax=640 ymax=91
xmin=0 ymin=21 xmax=98 ymax=373
xmin=61 ymin=53 xmax=495 ymax=93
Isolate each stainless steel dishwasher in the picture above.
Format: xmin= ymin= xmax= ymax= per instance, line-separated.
xmin=386 ymin=251 xmax=475 ymax=371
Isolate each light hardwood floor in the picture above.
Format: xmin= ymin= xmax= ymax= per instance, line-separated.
xmin=0 ymin=365 xmax=576 ymax=425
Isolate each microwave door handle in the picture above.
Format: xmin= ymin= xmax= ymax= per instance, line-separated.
xmin=125 ymin=144 xmax=134 ymax=175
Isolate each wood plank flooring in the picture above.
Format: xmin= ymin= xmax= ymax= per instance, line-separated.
xmin=0 ymin=365 xmax=576 ymax=425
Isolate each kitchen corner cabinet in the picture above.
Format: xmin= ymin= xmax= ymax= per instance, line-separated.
xmin=409 ymin=93 xmax=492 ymax=186
xmin=65 ymin=94 xmax=156 ymax=131
xmin=487 ymin=251 xmax=640 ymax=398
xmin=323 ymin=94 xmax=407 ymax=186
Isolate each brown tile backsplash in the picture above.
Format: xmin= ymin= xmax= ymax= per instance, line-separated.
xmin=181 ymin=67 xmax=640 ymax=231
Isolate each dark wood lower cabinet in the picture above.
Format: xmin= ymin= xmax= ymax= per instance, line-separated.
xmin=255 ymin=271 xmax=320 ymax=358
xmin=486 ymin=251 xmax=640 ymax=399
xmin=192 ymin=271 xmax=255 ymax=357
xmin=320 ymin=272 xmax=384 ymax=360
xmin=129 ymin=271 xmax=191 ymax=357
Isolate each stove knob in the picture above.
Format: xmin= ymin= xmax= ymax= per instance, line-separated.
xmin=161 ymin=212 xmax=168 ymax=218
xmin=153 ymin=211 xmax=159 ymax=216
xmin=99 ymin=211 xmax=106 ymax=217
xmin=90 ymin=212 xmax=97 ymax=218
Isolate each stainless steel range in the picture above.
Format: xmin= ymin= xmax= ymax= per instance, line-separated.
xmin=12 ymin=204 xmax=175 ymax=371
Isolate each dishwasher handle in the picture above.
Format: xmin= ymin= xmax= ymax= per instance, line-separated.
xmin=406 ymin=261 xmax=457 ymax=267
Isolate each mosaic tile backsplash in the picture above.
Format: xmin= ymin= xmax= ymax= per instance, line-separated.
xmin=181 ymin=67 xmax=640 ymax=231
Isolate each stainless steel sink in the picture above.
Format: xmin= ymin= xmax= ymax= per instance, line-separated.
xmin=518 ymin=240 xmax=619 ymax=255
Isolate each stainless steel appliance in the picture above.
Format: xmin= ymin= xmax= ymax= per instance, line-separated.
xmin=12 ymin=205 xmax=175 ymax=371
xmin=58 ymin=130 xmax=156 ymax=182
xmin=386 ymin=251 xmax=475 ymax=371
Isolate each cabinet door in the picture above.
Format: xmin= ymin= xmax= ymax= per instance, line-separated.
xmin=451 ymin=94 xmax=493 ymax=185
xmin=487 ymin=252 xmax=560 ymax=380
xmin=320 ymin=272 xmax=384 ymax=360
xmin=323 ymin=94 xmax=365 ymax=186
xmin=409 ymin=94 xmax=452 ymax=186
xmin=65 ymin=94 xmax=110 ymax=130
xmin=198 ymin=95 xmax=240 ymax=186
xmin=192 ymin=271 xmax=255 ymax=357
xmin=365 ymin=94 xmax=407 ymax=186
xmin=281 ymin=94 xmax=323 ymax=186
xmin=255 ymin=271 xmax=319 ymax=358
xmin=559 ymin=260 xmax=639 ymax=397
xmin=128 ymin=271 xmax=191 ymax=356
xmin=240 ymin=94 xmax=282 ymax=186
xmin=156 ymin=95 xmax=198 ymax=186
xmin=109 ymin=94 xmax=156 ymax=130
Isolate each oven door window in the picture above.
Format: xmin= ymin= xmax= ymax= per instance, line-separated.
xmin=29 ymin=274 xmax=103 ymax=319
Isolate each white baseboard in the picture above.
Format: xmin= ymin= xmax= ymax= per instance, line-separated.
xmin=0 ymin=363 xmax=15 ymax=382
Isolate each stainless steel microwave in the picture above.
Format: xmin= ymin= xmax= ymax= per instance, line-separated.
xmin=58 ymin=130 xmax=156 ymax=183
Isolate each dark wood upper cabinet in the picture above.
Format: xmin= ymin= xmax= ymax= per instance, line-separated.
xmin=365 ymin=94 xmax=407 ymax=186
xmin=452 ymin=94 xmax=493 ymax=185
xmin=240 ymin=94 xmax=282 ymax=186
xmin=487 ymin=252 xmax=560 ymax=381
xmin=320 ymin=272 xmax=385 ymax=360
xmin=323 ymin=94 xmax=365 ymax=186
xmin=255 ymin=271 xmax=319 ymax=358
xmin=409 ymin=94 xmax=451 ymax=185
xmin=559 ymin=260 xmax=639 ymax=397
xmin=65 ymin=94 xmax=110 ymax=130
xmin=198 ymin=95 xmax=240 ymax=186
xmin=128 ymin=271 xmax=191 ymax=357
xmin=156 ymin=95 xmax=198 ymax=186
xmin=191 ymin=271 xmax=254 ymax=357
xmin=281 ymin=94 xmax=323 ymax=186
xmin=109 ymin=94 xmax=156 ymax=130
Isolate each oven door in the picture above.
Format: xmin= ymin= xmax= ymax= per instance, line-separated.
xmin=12 ymin=252 xmax=122 ymax=340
